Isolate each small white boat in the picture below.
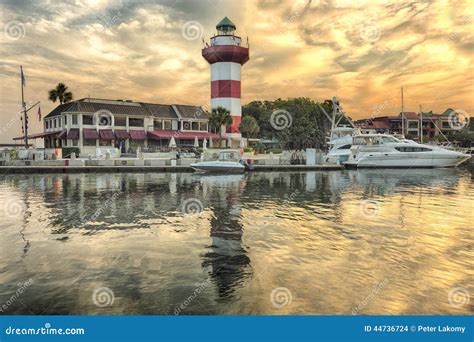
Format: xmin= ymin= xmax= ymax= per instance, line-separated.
xmin=345 ymin=133 xmax=471 ymax=168
xmin=191 ymin=150 xmax=245 ymax=173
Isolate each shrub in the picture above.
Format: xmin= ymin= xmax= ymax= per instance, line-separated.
xmin=62 ymin=147 xmax=80 ymax=158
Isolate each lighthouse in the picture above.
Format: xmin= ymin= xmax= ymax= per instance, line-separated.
xmin=202 ymin=17 xmax=249 ymax=147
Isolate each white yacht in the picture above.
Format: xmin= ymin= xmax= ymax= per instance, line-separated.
xmin=344 ymin=134 xmax=471 ymax=168
xmin=191 ymin=150 xmax=245 ymax=173
xmin=323 ymin=127 xmax=354 ymax=165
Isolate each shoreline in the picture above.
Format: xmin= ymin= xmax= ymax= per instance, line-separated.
xmin=0 ymin=164 xmax=343 ymax=174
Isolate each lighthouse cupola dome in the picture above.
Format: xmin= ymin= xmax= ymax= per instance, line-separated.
xmin=216 ymin=16 xmax=236 ymax=34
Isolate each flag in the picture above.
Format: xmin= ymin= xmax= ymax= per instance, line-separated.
xmin=20 ymin=66 xmax=26 ymax=87
xmin=38 ymin=106 xmax=42 ymax=121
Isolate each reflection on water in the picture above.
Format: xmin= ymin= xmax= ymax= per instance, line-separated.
xmin=0 ymin=169 xmax=472 ymax=315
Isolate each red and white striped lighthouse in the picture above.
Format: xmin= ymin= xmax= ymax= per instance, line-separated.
xmin=202 ymin=17 xmax=249 ymax=146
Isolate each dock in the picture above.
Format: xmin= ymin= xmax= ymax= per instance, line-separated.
xmin=0 ymin=164 xmax=343 ymax=174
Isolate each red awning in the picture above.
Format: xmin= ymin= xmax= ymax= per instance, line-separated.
xmin=57 ymin=129 xmax=67 ymax=139
xmin=66 ymin=128 xmax=79 ymax=140
xmin=147 ymin=130 xmax=225 ymax=140
xmin=83 ymin=128 xmax=99 ymax=139
xmin=99 ymin=129 xmax=115 ymax=140
xmin=13 ymin=131 xmax=59 ymax=140
xmin=114 ymin=130 xmax=130 ymax=139
xmin=129 ymin=130 xmax=147 ymax=140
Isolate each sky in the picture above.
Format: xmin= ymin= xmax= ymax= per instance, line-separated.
xmin=0 ymin=0 xmax=473 ymax=143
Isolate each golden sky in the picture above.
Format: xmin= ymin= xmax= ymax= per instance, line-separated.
xmin=0 ymin=0 xmax=473 ymax=142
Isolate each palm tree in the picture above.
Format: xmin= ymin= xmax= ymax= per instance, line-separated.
xmin=239 ymin=115 xmax=260 ymax=146
xmin=48 ymin=83 xmax=73 ymax=105
xmin=209 ymin=106 xmax=232 ymax=146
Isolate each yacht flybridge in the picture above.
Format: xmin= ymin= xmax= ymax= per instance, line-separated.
xmin=344 ymin=134 xmax=471 ymax=168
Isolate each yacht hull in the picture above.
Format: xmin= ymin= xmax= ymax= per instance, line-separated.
xmin=190 ymin=161 xmax=245 ymax=173
xmin=345 ymin=153 xmax=471 ymax=168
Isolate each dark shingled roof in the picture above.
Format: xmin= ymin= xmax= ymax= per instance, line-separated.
xmin=174 ymin=105 xmax=210 ymax=120
xmin=44 ymin=99 xmax=209 ymax=120
xmin=141 ymin=103 xmax=177 ymax=119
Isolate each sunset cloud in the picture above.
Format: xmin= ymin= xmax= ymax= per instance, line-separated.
xmin=0 ymin=0 xmax=472 ymax=142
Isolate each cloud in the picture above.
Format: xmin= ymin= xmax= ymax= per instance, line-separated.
xmin=0 ymin=0 xmax=472 ymax=143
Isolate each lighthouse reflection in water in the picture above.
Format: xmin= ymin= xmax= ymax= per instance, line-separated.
xmin=0 ymin=170 xmax=472 ymax=315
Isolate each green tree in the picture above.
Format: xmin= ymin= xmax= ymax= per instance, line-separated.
xmin=48 ymin=83 xmax=73 ymax=104
xmin=242 ymin=97 xmax=332 ymax=150
xmin=209 ymin=106 xmax=232 ymax=146
xmin=239 ymin=115 xmax=260 ymax=145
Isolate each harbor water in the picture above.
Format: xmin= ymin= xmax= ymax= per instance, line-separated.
xmin=0 ymin=169 xmax=472 ymax=315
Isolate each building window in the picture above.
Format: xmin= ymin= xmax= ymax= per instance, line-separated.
xmin=164 ymin=120 xmax=172 ymax=130
xmin=129 ymin=118 xmax=144 ymax=127
xmin=72 ymin=114 xmax=78 ymax=125
xmin=115 ymin=116 xmax=126 ymax=126
xmin=199 ymin=122 xmax=208 ymax=131
xmin=72 ymin=139 xmax=78 ymax=146
xmin=58 ymin=118 xmax=62 ymax=127
xmin=154 ymin=120 xmax=162 ymax=130
xmin=192 ymin=122 xmax=199 ymax=130
xmin=408 ymin=121 xmax=418 ymax=128
xmin=83 ymin=139 xmax=96 ymax=146
xmin=182 ymin=121 xmax=191 ymax=130
xmin=83 ymin=115 xmax=94 ymax=125
xmin=45 ymin=121 xmax=49 ymax=129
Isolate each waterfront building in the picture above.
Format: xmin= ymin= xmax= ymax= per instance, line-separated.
xmin=355 ymin=109 xmax=473 ymax=141
xmin=14 ymin=98 xmax=222 ymax=156
xmin=202 ymin=17 xmax=249 ymax=147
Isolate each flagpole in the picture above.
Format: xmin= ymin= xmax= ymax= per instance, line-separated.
xmin=21 ymin=65 xmax=28 ymax=147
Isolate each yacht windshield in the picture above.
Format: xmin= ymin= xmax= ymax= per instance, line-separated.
xmin=381 ymin=136 xmax=400 ymax=143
